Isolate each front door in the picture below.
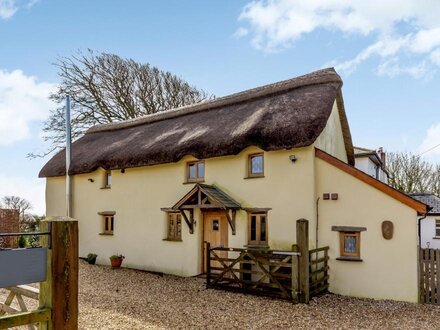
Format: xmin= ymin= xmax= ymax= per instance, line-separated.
xmin=203 ymin=211 xmax=228 ymax=273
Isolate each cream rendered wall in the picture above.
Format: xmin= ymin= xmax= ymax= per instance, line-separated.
xmin=45 ymin=146 xmax=317 ymax=276
xmin=314 ymin=101 xmax=348 ymax=163
xmin=315 ymin=158 xmax=418 ymax=302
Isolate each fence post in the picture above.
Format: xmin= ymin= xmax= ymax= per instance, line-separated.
xmin=39 ymin=216 xmax=78 ymax=330
xmin=291 ymin=244 xmax=299 ymax=303
xmin=297 ymin=219 xmax=310 ymax=303
xmin=206 ymin=242 xmax=211 ymax=289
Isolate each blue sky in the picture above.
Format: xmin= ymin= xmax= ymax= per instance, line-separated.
xmin=1 ymin=0 xmax=440 ymax=214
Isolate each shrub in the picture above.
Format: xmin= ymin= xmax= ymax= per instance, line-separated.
xmin=110 ymin=254 xmax=125 ymax=260
xmin=18 ymin=236 xmax=27 ymax=248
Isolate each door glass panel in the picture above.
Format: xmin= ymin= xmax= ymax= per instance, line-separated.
xmin=260 ymin=216 xmax=266 ymax=241
xmin=344 ymin=235 xmax=357 ymax=254
xmin=212 ymin=219 xmax=219 ymax=231
xmin=250 ymin=216 xmax=256 ymax=241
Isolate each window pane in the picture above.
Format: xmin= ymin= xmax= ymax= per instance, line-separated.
xmin=197 ymin=162 xmax=204 ymax=178
xmin=344 ymin=235 xmax=357 ymax=254
xmin=250 ymin=216 xmax=257 ymax=241
xmin=110 ymin=217 xmax=114 ymax=231
xmin=436 ymin=220 xmax=440 ymax=236
xmin=188 ymin=164 xmax=196 ymax=178
xmin=168 ymin=216 xmax=174 ymax=238
xmin=260 ymin=216 xmax=266 ymax=242
xmin=251 ymin=155 xmax=263 ymax=174
xmin=105 ymin=217 xmax=109 ymax=231
xmin=106 ymin=172 xmax=112 ymax=186
xmin=176 ymin=215 xmax=181 ymax=239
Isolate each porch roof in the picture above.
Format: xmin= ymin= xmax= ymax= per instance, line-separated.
xmin=172 ymin=184 xmax=241 ymax=210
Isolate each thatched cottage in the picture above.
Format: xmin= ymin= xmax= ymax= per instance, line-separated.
xmin=40 ymin=68 xmax=426 ymax=302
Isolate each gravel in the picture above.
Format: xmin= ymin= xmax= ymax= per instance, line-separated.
xmin=2 ymin=260 xmax=440 ymax=329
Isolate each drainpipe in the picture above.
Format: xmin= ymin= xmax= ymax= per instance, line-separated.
xmin=66 ymin=95 xmax=72 ymax=217
xmin=418 ymin=206 xmax=432 ymax=247
xmin=315 ymin=197 xmax=320 ymax=249
xmin=417 ymin=206 xmax=430 ymax=303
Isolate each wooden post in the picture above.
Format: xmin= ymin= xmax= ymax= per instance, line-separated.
xmin=206 ymin=242 xmax=211 ymax=289
xmin=39 ymin=216 xmax=78 ymax=330
xmin=291 ymin=244 xmax=299 ymax=303
xmin=297 ymin=219 xmax=310 ymax=303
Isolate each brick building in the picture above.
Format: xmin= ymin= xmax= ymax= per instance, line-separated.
xmin=0 ymin=208 xmax=20 ymax=248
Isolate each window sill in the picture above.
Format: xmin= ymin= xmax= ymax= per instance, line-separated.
xmin=163 ymin=238 xmax=182 ymax=242
xmin=336 ymin=256 xmax=363 ymax=262
xmin=244 ymin=175 xmax=265 ymax=179
xmin=183 ymin=180 xmax=205 ymax=185
xmin=100 ymin=186 xmax=111 ymax=190
xmin=99 ymin=233 xmax=114 ymax=236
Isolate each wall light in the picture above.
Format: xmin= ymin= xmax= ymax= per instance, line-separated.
xmin=289 ymin=155 xmax=297 ymax=163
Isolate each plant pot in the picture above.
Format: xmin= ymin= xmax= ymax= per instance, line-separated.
xmin=110 ymin=258 xmax=123 ymax=268
xmin=87 ymin=257 xmax=97 ymax=265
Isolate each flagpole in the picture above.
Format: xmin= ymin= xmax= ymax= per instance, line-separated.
xmin=66 ymin=95 xmax=72 ymax=217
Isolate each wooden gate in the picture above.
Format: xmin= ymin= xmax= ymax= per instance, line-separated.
xmin=419 ymin=248 xmax=440 ymax=304
xmin=206 ymin=219 xmax=330 ymax=303
xmin=0 ymin=217 xmax=78 ymax=329
xmin=206 ymin=244 xmax=300 ymax=300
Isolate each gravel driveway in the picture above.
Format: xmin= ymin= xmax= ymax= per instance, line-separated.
xmin=2 ymin=260 xmax=440 ymax=329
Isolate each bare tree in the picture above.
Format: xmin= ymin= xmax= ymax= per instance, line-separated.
xmin=386 ymin=152 xmax=436 ymax=194
xmin=1 ymin=196 xmax=32 ymax=217
xmin=31 ymin=49 xmax=213 ymax=157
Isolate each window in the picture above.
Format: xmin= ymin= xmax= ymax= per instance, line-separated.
xmin=102 ymin=216 xmax=114 ymax=235
xmin=186 ymin=160 xmax=204 ymax=182
xmin=104 ymin=170 xmax=112 ymax=188
xmin=436 ymin=220 xmax=440 ymax=237
xmin=339 ymin=232 xmax=360 ymax=258
xmin=248 ymin=212 xmax=268 ymax=245
xmin=167 ymin=212 xmax=182 ymax=241
xmin=248 ymin=153 xmax=264 ymax=177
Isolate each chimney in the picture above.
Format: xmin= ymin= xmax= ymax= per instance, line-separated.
xmin=378 ymin=147 xmax=386 ymax=167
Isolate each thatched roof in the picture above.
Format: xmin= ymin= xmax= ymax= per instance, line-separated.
xmin=39 ymin=68 xmax=354 ymax=178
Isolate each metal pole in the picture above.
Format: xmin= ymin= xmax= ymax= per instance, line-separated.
xmin=66 ymin=95 xmax=72 ymax=217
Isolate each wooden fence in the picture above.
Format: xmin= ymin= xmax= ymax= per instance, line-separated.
xmin=0 ymin=285 xmax=39 ymax=330
xmin=0 ymin=217 xmax=78 ymax=329
xmin=206 ymin=219 xmax=329 ymax=303
xmin=419 ymin=248 xmax=440 ymax=305
xmin=309 ymin=246 xmax=329 ymax=298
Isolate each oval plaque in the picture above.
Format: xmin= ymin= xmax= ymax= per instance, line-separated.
xmin=382 ymin=221 xmax=394 ymax=240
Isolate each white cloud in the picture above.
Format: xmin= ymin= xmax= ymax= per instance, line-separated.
xmin=0 ymin=0 xmax=38 ymax=19
xmin=0 ymin=69 xmax=55 ymax=146
xmin=418 ymin=123 xmax=440 ymax=162
xmin=233 ymin=27 xmax=249 ymax=39
xmin=0 ymin=174 xmax=46 ymax=215
xmin=237 ymin=0 xmax=440 ymax=77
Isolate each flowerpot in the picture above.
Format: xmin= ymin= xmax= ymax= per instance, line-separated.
xmin=110 ymin=258 xmax=123 ymax=268
xmin=88 ymin=257 xmax=97 ymax=265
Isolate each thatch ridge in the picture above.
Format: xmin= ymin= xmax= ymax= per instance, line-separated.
xmin=88 ymin=68 xmax=342 ymax=133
